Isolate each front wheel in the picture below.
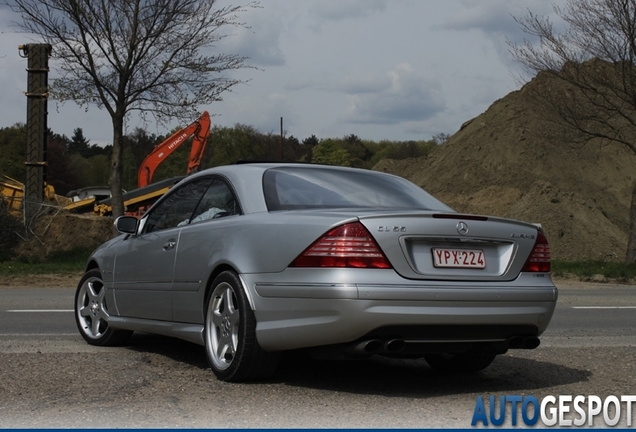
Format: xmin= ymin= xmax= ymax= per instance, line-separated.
xmin=424 ymin=347 xmax=497 ymax=373
xmin=74 ymin=269 xmax=132 ymax=346
xmin=204 ymin=271 xmax=279 ymax=382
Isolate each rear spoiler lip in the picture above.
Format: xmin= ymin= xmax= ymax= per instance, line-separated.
xmin=432 ymin=213 xmax=488 ymax=221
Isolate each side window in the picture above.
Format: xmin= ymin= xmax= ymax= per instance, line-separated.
xmin=189 ymin=179 xmax=241 ymax=224
xmin=143 ymin=178 xmax=213 ymax=233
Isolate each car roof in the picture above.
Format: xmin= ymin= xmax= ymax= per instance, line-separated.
xmin=193 ymin=162 xmax=396 ymax=178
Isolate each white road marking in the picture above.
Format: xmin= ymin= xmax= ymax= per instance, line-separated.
xmin=0 ymin=333 xmax=77 ymax=336
xmin=541 ymin=335 xmax=636 ymax=347
xmin=5 ymin=310 xmax=73 ymax=312
xmin=572 ymin=306 xmax=636 ymax=309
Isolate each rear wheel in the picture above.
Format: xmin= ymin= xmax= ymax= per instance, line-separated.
xmin=75 ymin=269 xmax=132 ymax=346
xmin=204 ymin=271 xmax=279 ymax=382
xmin=424 ymin=347 xmax=496 ymax=373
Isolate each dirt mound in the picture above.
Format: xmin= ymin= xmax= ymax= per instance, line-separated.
xmin=15 ymin=212 xmax=115 ymax=261
xmin=376 ymin=71 xmax=636 ymax=261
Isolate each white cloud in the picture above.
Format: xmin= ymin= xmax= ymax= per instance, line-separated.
xmin=441 ymin=0 xmax=564 ymax=68
xmin=221 ymin=6 xmax=286 ymax=67
xmin=309 ymin=0 xmax=387 ymax=22
xmin=343 ymin=63 xmax=445 ymax=125
xmin=216 ymin=89 xmax=296 ymax=135
xmin=0 ymin=34 xmax=30 ymax=129
xmin=338 ymin=72 xmax=391 ymax=94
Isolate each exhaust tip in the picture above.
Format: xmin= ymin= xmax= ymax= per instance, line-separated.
xmin=351 ymin=339 xmax=384 ymax=354
xmin=523 ymin=337 xmax=540 ymax=349
xmin=507 ymin=336 xmax=525 ymax=349
xmin=384 ymin=339 xmax=406 ymax=353
xmin=507 ymin=336 xmax=541 ymax=350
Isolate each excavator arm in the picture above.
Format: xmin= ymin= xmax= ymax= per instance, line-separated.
xmin=137 ymin=111 xmax=211 ymax=188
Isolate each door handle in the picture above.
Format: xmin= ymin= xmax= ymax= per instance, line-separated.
xmin=162 ymin=240 xmax=176 ymax=250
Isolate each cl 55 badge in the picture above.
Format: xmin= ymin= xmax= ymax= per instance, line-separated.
xmin=511 ymin=233 xmax=535 ymax=239
xmin=378 ymin=226 xmax=406 ymax=232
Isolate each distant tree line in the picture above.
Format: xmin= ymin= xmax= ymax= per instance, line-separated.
xmin=0 ymin=123 xmax=439 ymax=196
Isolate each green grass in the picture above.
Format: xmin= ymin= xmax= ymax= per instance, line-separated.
xmin=0 ymin=248 xmax=90 ymax=276
xmin=552 ymin=260 xmax=636 ymax=282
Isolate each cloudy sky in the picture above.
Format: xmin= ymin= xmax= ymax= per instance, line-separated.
xmin=0 ymin=0 xmax=558 ymax=146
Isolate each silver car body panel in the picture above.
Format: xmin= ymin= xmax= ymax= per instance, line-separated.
xmin=244 ymin=270 xmax=556 ymax=351
xmin=85 ymin=163 xmax=558 ymax=354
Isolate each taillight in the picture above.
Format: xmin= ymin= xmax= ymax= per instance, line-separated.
xmin=290 ymin=222 xmax=392 ymax=269
xmin=521 ymin=231 xmax=551 ymax=272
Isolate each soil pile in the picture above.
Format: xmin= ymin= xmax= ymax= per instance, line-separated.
xmin=15 ymin=212 xmax=114 ymax=261
xmin=376 ymin=71 xmax=636 ymax=261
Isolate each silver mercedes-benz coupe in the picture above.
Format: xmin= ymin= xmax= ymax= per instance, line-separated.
xmin=75 ymin=163 xmax=557 ymax=382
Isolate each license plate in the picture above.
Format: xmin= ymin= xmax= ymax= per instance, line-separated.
xmin=432 ymin=248 xmax=486 ymax=269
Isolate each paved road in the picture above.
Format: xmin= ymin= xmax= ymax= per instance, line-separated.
xmin=0 ymin=283 xmax=635 ymax=428
xmin=542 ymin=285 xmax=636 ymax=344
xmin=0 ymin=287 xmax=74 ymax=335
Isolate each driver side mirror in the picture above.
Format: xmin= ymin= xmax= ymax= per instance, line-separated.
xmin=115 ymin=215 xmax=138 ymax=234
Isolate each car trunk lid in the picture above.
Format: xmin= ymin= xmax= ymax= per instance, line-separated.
xmin=358 ymin=211 xmax=545 ymax=282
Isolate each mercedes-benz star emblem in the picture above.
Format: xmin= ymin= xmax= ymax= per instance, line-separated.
xmin=456 ymin=221 xmax=469 ymax=235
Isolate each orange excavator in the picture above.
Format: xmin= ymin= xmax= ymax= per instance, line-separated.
xmin=90 ymin=111 xmax=211 ymax=216
xmin=138 ymin=111 xmax=211 ymax=188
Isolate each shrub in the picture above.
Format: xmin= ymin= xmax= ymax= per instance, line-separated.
xmin=0 ymin=204 xmax=24 ymax=262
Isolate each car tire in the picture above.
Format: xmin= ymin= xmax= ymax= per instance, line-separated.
xmin=204 ymin=270 xmax=280 ymax=382
xmin=424 ymin=347 xmax=497 ymax=373
xmin=75 ymin=269 xmax=132 ymax=346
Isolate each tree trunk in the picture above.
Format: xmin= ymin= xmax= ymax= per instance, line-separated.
xmin=626 ymin=181 xmax=636 ymax=263
xmin=109 ymin=114 xmax=125 ymax=219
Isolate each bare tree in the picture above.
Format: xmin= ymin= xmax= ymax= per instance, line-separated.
xmin=10 ymin=0 xmax=257 ymax=217
xmin=508 ymin=0 xmax=636 ymax=262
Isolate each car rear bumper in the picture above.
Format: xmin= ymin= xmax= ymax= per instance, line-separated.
xmin=243 ymin=270 xmax=558 ymax=352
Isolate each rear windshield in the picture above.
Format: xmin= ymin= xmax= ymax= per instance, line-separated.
xmin=263 ymin=167 xmax=452 ymax=211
